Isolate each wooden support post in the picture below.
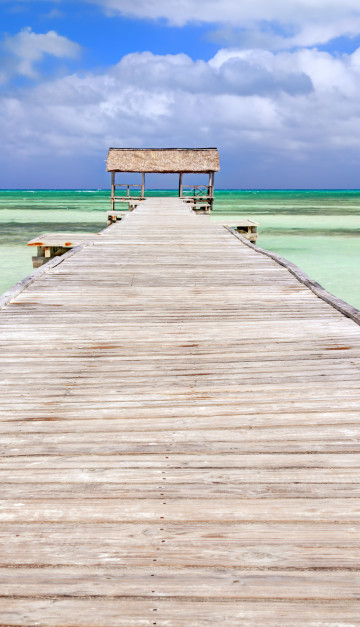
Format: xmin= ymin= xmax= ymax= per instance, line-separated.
xmin=179 ymin=173 xmax=183 ymax=198
xmin=141 ymin=173 xmax=145 ymax=199
xmin=111 ymin=171 xmax=115 ymax=211
xmin=209 ymin=171 xmax=215 ymax=211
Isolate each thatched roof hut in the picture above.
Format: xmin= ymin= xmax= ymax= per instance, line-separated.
xmin=107 ymin=148 xmax=220 ymax=173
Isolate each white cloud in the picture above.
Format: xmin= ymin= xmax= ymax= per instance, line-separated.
xmin=89 ymin=0 xmax=360 ymax=48
xmin=2 ymin=46 xmax=360 ymax=184
xmin=90 ymin=0 xmax=358 ymax=24
xmin=4 ymin=0 xmax=360 ymax=48
xmin=1 ymin=27 xmax=81 ymax=81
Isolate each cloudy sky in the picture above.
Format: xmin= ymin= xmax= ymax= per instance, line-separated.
xmin=1 ymin=0 xmax=360 ymax=188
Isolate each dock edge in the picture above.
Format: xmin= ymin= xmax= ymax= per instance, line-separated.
xmin=225 ymin=226 xmax=360 ymax=327
xmin=0 ymin=243 xmax=92 ymax=310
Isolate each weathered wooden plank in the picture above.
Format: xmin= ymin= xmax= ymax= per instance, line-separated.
xmin=2 ymin=481 xmax=360 ymax=498
xmin=0 ymin=522 xmax=359 ymax=568
xmin=1 ymin=467 xmax=359 ymax=483
xmin=1 ymin=566 xmax=360 ymax=599
xmin=0 ymin=498 xmax=359 ymax=523
xmin=2 ymin=452 xmax=360 ymax=469
xmin=0 ymin=410 xmax=360 ymax=430
xmin=1 ymin=598 xmax=359 ymax=626
xmin=1 ymin=425 xmax=360 ymax=444
xmin=1 ymin=398 xmax=360 ymax=420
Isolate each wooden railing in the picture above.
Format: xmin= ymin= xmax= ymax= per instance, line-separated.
xmin=113 ymin=184 xmax=142 ymax=198
xmin=181 ymin=185 xmax=212 ymax=198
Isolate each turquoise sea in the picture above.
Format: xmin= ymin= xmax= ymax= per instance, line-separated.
xmin=1 ymin=189 xmax=360 ymax=309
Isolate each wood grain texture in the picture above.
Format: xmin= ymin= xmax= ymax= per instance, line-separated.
xmin=1 ymin=197 xmax=360 ymax=625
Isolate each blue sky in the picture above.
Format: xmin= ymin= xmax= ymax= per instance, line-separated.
xmin=2 ymin=0 xmax=360 ymax=188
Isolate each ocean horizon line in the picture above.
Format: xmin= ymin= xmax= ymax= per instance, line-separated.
xmin=2 ymin=188 xmax=360 ymax=192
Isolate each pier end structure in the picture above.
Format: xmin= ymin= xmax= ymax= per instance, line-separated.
xmin=106 ymin=147 xmax=220 ymax=213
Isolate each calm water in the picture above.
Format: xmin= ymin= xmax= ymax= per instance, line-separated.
xmin=0 ymin=189 xmax=360 ymax=309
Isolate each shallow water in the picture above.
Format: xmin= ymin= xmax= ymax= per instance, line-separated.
xmin=0 ymin=189 xmax=359 ymax=309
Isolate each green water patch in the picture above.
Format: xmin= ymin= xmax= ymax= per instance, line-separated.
xmin=0 ymin=209 xmax=108 ymax=224
xmin=258 ymin=228 xmax=360 ymax=237
xmin=258 ymin=233 xmax=360 ymax=309
xmin=0 ymin=245 xmax=34 ymax=295
xmin=0 ymin=222 xmax=105 ymax=245
xmin=212 ymin=190 xmax=360 ymax=216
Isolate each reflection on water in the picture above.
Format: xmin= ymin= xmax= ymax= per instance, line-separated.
xmin=0 ymin=189 xmax=360 ymax=309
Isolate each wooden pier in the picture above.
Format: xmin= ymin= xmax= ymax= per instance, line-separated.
xmin=1 ymin=197 xmax=360 ymax=625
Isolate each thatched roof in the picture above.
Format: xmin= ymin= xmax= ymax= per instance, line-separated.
xmin=106 ymin=148 xmax=220 ymax=173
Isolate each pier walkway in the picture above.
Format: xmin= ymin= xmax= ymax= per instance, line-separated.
xmin=1 ymin=198 xmax=360 ymax=625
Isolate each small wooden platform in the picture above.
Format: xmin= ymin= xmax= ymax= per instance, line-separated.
xmin=107 ymin=210 xmax=131 ymax=224
xmin=234 ymin=218 xmax=259 ymax=243
xmin=28 ymin=233 xmax=104 ymax=267
xmin=1 ymin=197 xmax=360 ymax=625
xmin=27 ymin=232 xmax=103 ymax=248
